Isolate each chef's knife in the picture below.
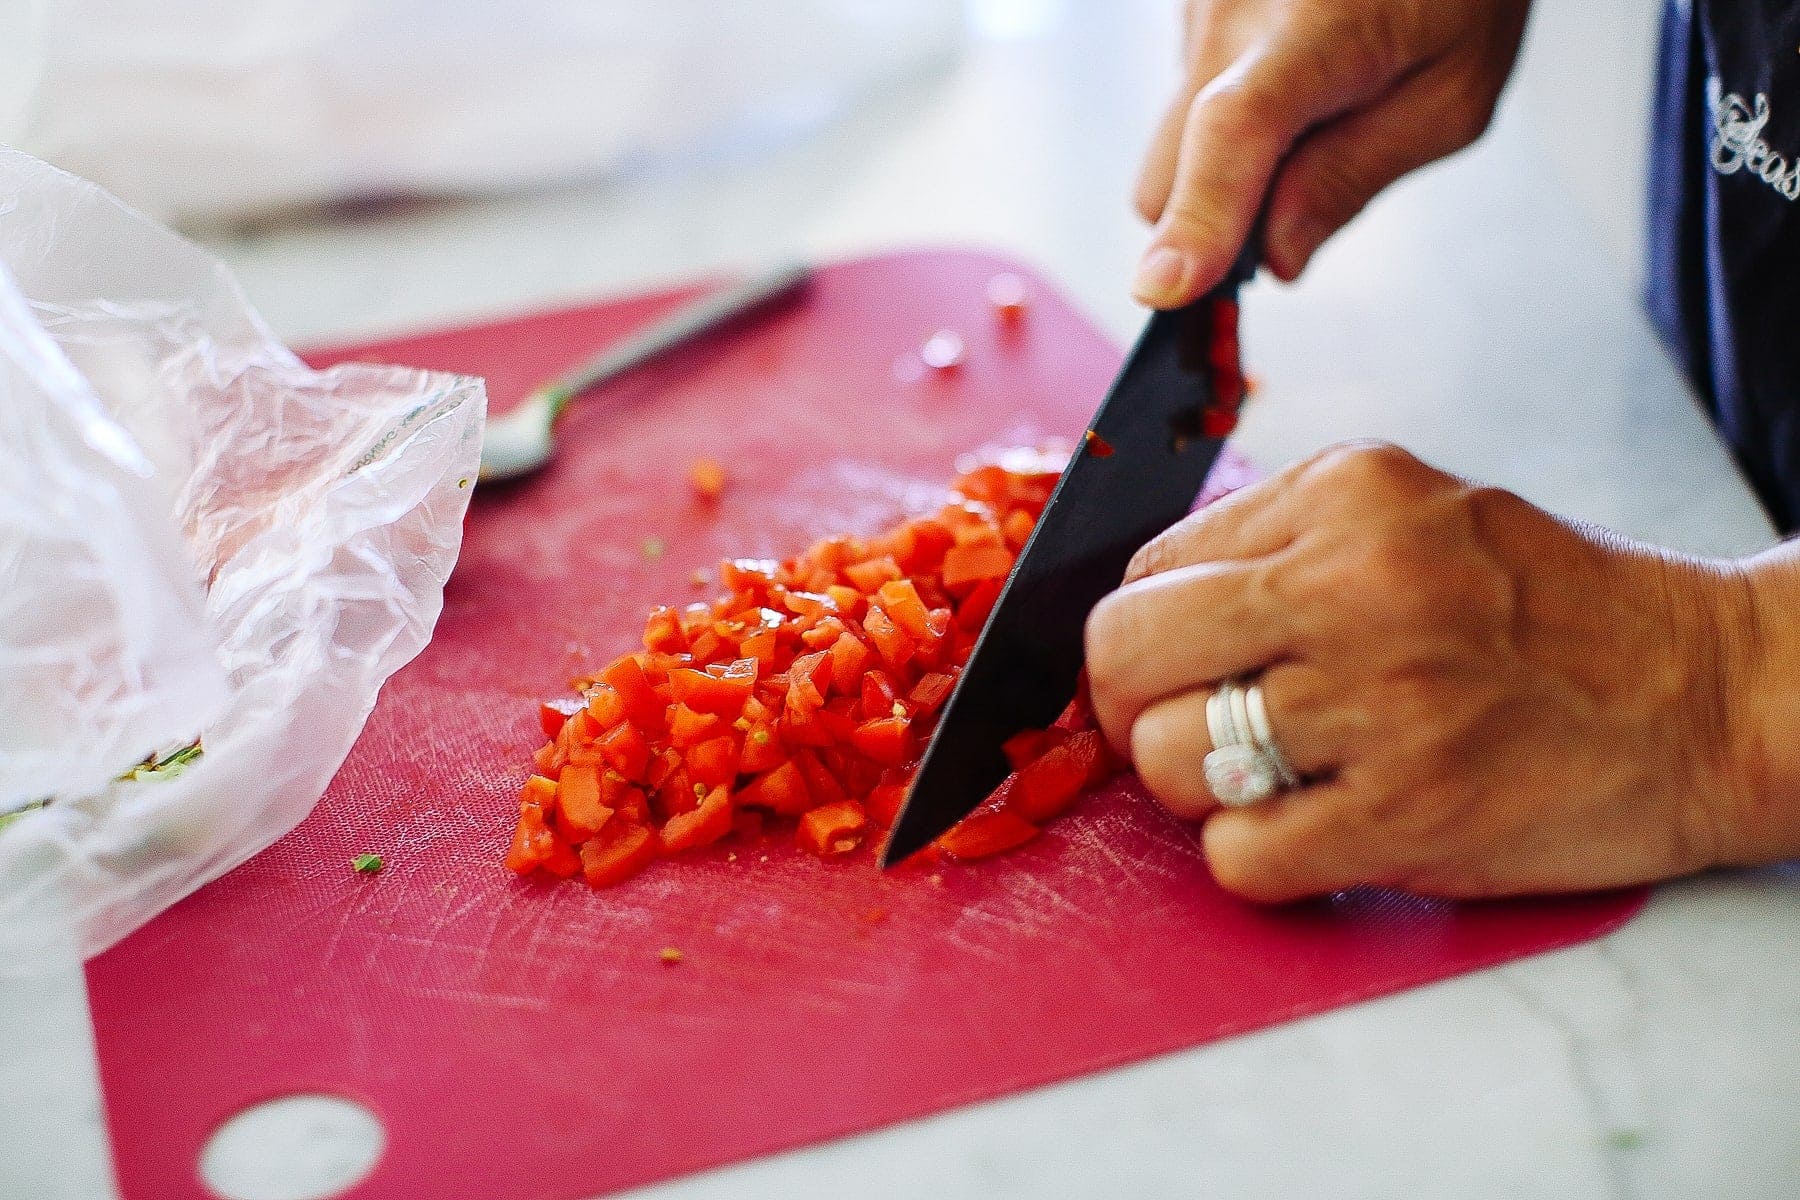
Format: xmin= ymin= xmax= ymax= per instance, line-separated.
xmin=880 ymin=255 xmax=1257 ymax=866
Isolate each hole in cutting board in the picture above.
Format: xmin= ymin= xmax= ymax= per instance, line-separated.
xmin=199 ymin=1094 xmax=384 ymax=1200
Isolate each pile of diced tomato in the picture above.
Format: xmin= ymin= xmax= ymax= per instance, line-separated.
xmin=505 ymin=449 xmax=1122 ymax=888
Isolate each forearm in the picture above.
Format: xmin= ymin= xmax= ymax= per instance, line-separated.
xmin=1733 ymin=542 xmax=1800 ymax=862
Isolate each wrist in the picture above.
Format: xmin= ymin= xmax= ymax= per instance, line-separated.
xmin=1720 ymin=545 xmax=1800 ymax=864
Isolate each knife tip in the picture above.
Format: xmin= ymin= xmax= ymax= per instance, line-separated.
xmin=876 ymin=821 xmax=933 ymax=870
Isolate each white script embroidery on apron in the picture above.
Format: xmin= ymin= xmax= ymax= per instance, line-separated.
xmin=1708 ymin=78 xmax=1800 ymax=200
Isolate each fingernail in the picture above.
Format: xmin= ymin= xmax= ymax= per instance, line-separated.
xmin=1132 ymin=246 xmax=1192 ymax=307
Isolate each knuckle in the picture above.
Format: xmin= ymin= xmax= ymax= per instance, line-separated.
xmin=1202 ymin=834 xmax=1275 ymax=900
xmin=1354 ymin=5 xmax=1415 ymax=79
xmin=1084 ymin=592 xmax=1142 ymax=688
xmin=1297 ymin=153 xmax=1375 ymax=223
xmin=1207 ymin=843 xmax=1297 ymax=904
xmin=1189 ymin=61 xmax=1277 ymax=143
xmin=1162 ymin=191 xmax=1235 ymax=253
xmin=1328 ymin=440 xmax=1424 ymax=489
xmin=1128 ymin=531 xmax=1175 ymax=581
xmin=1441 ymin=78 xmax=1501 ymax=149
xmin=1131 ymin=714 xmax=1213 ymax=821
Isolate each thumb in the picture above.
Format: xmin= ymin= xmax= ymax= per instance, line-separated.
xmin=1133 ymin=37 xmax=1398 ymax=308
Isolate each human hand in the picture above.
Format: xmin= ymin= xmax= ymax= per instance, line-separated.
xmin=1132 ymin=0 xmax=1531 ymax=306
xmin=1084 ymin=443 xmax=1782 ymax=903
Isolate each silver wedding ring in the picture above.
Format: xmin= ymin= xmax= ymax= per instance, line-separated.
xmin=1244 ymin=683 xmax=1301 ymax=789
xmin=1199 ymin=679 xmax=1297 ymax=807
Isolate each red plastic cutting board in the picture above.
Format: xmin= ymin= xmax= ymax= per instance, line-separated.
xmin=86 ymin=250 xmax=1645 ymax=1200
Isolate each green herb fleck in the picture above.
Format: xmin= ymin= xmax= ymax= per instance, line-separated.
xmin=457 ymin=477 xmax=471 ymax=489
xmin=641 ymin=537 xmax=666 ymax=561
xmin=1605 ymin=1130 xmax=1646 ymax=1151
xmin=0 ymin=801 xmax=47 ymax=833
xmin=351 ymin=853 xmax=384 ymax=875
xmin=124 ymin=739 xmax=204 ymax=782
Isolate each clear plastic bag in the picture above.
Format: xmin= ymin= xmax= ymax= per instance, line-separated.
xmin=0 ymin=150 xmax=486 ymax=970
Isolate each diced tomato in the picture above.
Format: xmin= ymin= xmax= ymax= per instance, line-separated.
xmin=738 ymin=761 xmax=812 ymax=815
xmin=540 ymin=837 xmax=583 ymax=878
xmin=875 ymin=578 xmax=933 ymax=639
xmin=645 ymin=747 xmax=682 ymax=790
xmin=792 ymin=751 xmax=849 ymax=807
xmin=585 ymin=684 xmax=627 ymax=728
xmin=829 ymin=631 xmax=871 ymax=695
xmin=851 ymin=716 xmax=913 ymax=766
xmin=955 ymin=577 xmax=1003 ymax=632
xmin=1002 ymin=507 xmax=1036 ymax=550
xmin=660 ymin=786 xmax=733 ymax=853
xmin=1062 ymin=729 xmax=1113 ymax=786
xmin=953 ymin=464 xmax=1011 ymax=506
xmin=780 ymin=704 xmax=836 ymax=748
xmin=600 ymin=657 xmax=665 ymax=729
xmin=738 ymin=627 xmax=778 ymax=665
xmin=825 ymin=746 xmax=884 ymax=798
xmin=721 ymin=558 xmax=778 ymax=592
xmin=504 ymin=799 xmax=557 ymax=874
xmin=538 ymin=698 xmax=583 ymax=740
xmin=1005 ymin=741 xmax=1090 ymax=823
xmin=669 ymin=657 xmax=758 ymax=715
xmin=801 ymin=615 xmax=848 ymax=650
xmin=862 ymin=605 xmax=915 ymax=669
xmin=789 ymin=649 xmax=833 ymax=701
xmin=864 ymin=779 xmax=909 ymax=828
xmin=936 ymin=809 xmax=1040 ymax=859
xmin=531 ymin=743 xmax=560 ymax=776
xmin=520 ymin=773 xmax=558 ymax=810
xmin=668 ymin=703 xmax=725 ymax=747
xmin=782 ymin=590 xmax=836 ymax=621
xmin=843 ymin=556 xmax=902 ymax=592
xmin=598 ymin=721 xmax=651 ymax=781
xmin=860 ymin=671 xmax=901 ymax=721
xmin=689 ymin=629 xmax=724 ymax=662
xmin=599 ymin=770 xmax=651 ymax=823
xmin=689 ymin=457 xmax=728 ymax=502
xmin=644 ymin=606 xmax=687 ymax=653
xmin=797 ymin=800 xmax=868 ymax=857
xmin=897 ymin=519 xmax=955 ymax=575
xmin=941 ymin=543 xmax=1014 ymax=591
xmin=1002 ymin=728 xmax=1060 ymax=771
xmin=686 ymin=733 xmax=741 ymax=788
xmin=909 ymin=672 xmax=955 ymax=716
xmin=738 ymin=724 xmax=783 ymax=773
xmin=510 ymin=447 xmax=1179 ymax=885
xmin=581 ymin=821 xmax=659 ymax=887
xmin=556 ymin=764 xmax=616 ymax=838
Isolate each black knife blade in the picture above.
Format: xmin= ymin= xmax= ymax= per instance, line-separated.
xmin=880 ymin=267 xmax=1253 ymax=866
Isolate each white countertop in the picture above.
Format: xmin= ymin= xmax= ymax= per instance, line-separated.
xmin=6 ymin=2 xmax=1797 ymax=1198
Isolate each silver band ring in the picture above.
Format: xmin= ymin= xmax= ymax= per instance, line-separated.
xmin=1244 ymin=683 xmax=1300 ymax=789
xmin=1200 ymin=680 xmax=1280 ymax=808
xmin=1205 ymin=688 xmax=1234 ymax=753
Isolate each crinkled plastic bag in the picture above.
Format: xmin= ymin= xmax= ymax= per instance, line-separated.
xmin=0 ymin=150 xmax=486 ymax=970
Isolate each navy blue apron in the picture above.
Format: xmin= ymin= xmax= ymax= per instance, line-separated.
xmin=1649 ymin=0 xmax=1800 ymax=533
